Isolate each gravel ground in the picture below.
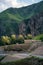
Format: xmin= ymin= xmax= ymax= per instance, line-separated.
xmin=31 ymin=46 xmax=43 ymax=56
xmin=1 ymin=53 xmax=30 ymax=63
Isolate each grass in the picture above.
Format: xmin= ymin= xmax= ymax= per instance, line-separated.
xmin=33 ymin=34 xmax=43 ymax=41
xmin=0 ymin=56 xmax=43 ymax=65
xmin=7 ymin=13 xmax=22 ymax=22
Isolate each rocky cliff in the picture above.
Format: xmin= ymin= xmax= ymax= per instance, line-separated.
xmin=19 ymin=12 xmax=43 ymax=36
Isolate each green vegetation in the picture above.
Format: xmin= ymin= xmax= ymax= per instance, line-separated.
xmin=11 ymin=34 xmax=16 ymax=44
xmin=33 ymin=34 xmax=43 ymax=41
xmin=1 ymin=36 xmax=11 ymax=45
xmin=0 ymin=1 xmax=43 ymax=36
xmin=0 ymin=1 xmax=43 ymax=22
xmin=0 ymin=56 xmax=43 ymax=65
xmin=0 ymin=34 xmax=43 ymax=46
xmin=27 ymin=34 xmax=32 ymax=39
xmin=0 ymin=34 xmax=25 ymax=46
xmin=25 ymin=34 xmax=32 ymax=39
xmin=7 ymin=13 xmax=22 ymax=22
xmin=17 ymin=35 xmax=24 ymax=44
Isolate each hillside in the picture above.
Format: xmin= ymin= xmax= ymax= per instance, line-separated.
xmin=0 ymin=1 xmax=43 ymax=36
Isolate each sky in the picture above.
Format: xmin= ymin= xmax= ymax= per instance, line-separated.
xmin=0 ymin=0 xmax=42 ymax=12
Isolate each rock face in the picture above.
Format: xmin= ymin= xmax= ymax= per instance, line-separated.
xmin=19 ymin=12 xmax=43 ymax=36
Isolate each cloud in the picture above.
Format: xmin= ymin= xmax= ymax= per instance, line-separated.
xmin=32 ymin=0 xmax=35 ymax=3
xmin=0 ymin=0 xmax=42 ymax=12
xmin=32 ymin=0 xmax=42 ymax=3
xmin=0 ymin=0 xmax=30 ymax=12
xmin=0 ymin=3 xmax=7 ymax=12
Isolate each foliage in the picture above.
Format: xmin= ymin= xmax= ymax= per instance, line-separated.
xmin=17 ymin=35 xmax=24 ymax=44
xmin=0 ymin=34 xmax=25 ymax=46
xmin=27 ymin=34 xmax=32 ymax=39
xmin=0 ymin=1 xmax=43 ymax=36
xmin=33 ymin=34 xmax=43 ymax=41
xmin=11 ymin=34 xmax=16 ymax=44
xmin=24 ymin=34 xmax=32 ymax=39
xmin=1 ymin=36 xmax=11 ymax=45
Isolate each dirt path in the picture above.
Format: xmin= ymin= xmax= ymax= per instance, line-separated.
xmin=1 ymin=52 xmax=43 ymax=63
xmin=1 ymin=53 xmax=30 ymax=63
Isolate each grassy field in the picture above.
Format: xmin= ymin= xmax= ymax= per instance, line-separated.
xmin=33 ymin=34 xmax=43 ymax=41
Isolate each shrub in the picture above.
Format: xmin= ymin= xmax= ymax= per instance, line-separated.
xmin=18 ymin=35 xmax=24 ymax=44
xmin=33 ymin=34 xmax=43 ymax=41
xmin=1 ymin=36 xmax=11 ymax=45
xmin=27 ymin=34 xmax=32 ymax=39
xmin=11 ymin=34 xmax=16 ymax=44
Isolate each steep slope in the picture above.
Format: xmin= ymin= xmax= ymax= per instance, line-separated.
xmin=0 ymin=1 xmax=43 ymax=36
xmin=19 ymin=12 xmax=43 ymax=36
xmin=0 ymin=1 xmax=43 ymax=22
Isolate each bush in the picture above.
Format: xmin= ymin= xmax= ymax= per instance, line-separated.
xmin=27 ymin=34 xmax=32 ymax=39
xmin=11 ymin=34 xmax=16 ymax=44
xmin=17 ymin=35 xmax=24 ymax=44
xmin=0 ymin=34 xmax=25 ymax=46
xmin=33 ymin=34 xmax=43 ymax=41
xmin=1 ymin=36 xmax=11 ymax=45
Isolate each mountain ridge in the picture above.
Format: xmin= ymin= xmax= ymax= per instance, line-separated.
xmin=0 ymin=1 xmax=43 ymax=36
xmin=0 ymin=1 xmax=43 ymax=22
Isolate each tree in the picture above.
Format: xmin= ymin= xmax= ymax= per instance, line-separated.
xmin=18 ymin=35 xmax=24 ymax=44
xmin=1 ymin=36 xmax=11 ymax=45
xmin=11 ymin=34 xmax=16 ymax=44
xmin=27 ymin=34 xmax=32 ymax=39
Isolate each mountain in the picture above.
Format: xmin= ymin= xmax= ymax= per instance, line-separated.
xmin=0 ymin=1 xmax=43 ymax=36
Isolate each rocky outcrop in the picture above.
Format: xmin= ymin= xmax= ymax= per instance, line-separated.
xmin=19 ymin=12 xmax=43 ymax=36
